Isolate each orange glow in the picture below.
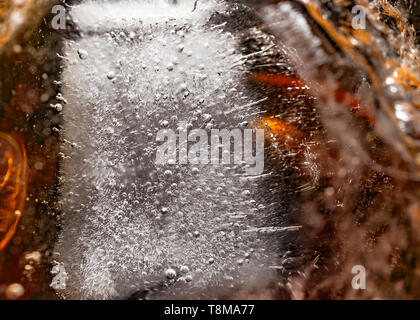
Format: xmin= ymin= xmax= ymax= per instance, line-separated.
xmin=334 ymin=88 xmax=376 ymax=126
xmin=258 ymin=117 xmax=305 ymax=143
xmin=0 ymin=132 xmax=27 ymax=251
xmin=250 ymin=71 xmax=376 ymax=126
xmin=393 ymin=66 xmax=420 ymax=90
xmin=250 ymin=72 xmax=305 ymax=88
xmin=0 ymin=0 xmax=51 ymax=55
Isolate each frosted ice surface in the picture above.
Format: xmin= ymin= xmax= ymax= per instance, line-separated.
xmin=56 ymin=0 xmax=283 ymax=299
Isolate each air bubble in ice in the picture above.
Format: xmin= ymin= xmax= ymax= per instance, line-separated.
xmin=77 ymin=49 xmax=88 ymax=60
xmin=180 ymin=266 xmax=189 ymax=274
xmin=241 ymin=190 xmax=251 ymax=197
xmin=164 ymin=170 xmax=173 ymax=178
xmin=167 ymin=63 xmax=174 ymax=71
xmin=107 ymin=71 xmax=115 ymax=80
xmin=179 ymin=83 xmax=187 ymax=91
xmin=165 ymin=268 xmax=177 ymax=279
xmin=55 ymin=103 xmax=63 ymax=112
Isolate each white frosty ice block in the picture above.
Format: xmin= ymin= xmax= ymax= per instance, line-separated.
xmin=55 ymin=0 xmax=284 ymax=299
